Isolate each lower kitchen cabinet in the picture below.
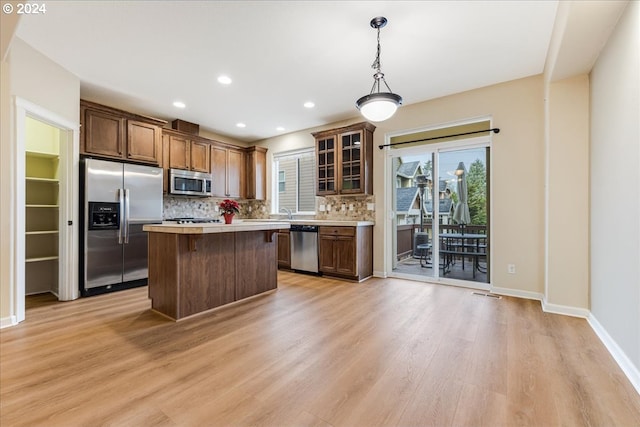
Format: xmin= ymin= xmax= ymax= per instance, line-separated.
xmin=277 ymin=230 xmax=291 ymax=269
xmin=318 ymin=225 xmax=372 ymax=281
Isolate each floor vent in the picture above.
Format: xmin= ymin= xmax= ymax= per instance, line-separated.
xmin=472 ymin=292 xmax=502 ymax=299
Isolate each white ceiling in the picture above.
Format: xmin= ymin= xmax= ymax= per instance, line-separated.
xmin=15 ymin=1 xmax=563 ymax=142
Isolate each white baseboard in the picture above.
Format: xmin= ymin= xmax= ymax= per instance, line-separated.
xmin=542 ymin=298 xmax=590 ymax=318
xmin=0 ymin=315 xmax=17 ymax=329
xmin=373 ymin=270 xmax=387 ymax=278
xmin=490 ymin=286 xmax=544 ymax=302
xmin=588 ymin=313 xmax=640 ymax=395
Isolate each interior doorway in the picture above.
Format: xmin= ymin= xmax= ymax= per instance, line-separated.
xmin=14 ymin=98 xmax=79 ymax=324
xmin=387 ymin=128 xmax=491 ymax=289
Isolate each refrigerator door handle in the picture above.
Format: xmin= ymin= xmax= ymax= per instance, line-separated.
xmin=118 ymin=188 xmax=125 ymax=244
xmin=124 ymin=188 xmax=130 ymax=244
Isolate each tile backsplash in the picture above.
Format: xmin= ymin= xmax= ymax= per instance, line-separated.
xmin=314 ymin=195 xmax=375 ymax=221
xmin=163 ymin=196 xmax=269 ymax=220
xmin=163 ymin=194 xmax=374 ymax=221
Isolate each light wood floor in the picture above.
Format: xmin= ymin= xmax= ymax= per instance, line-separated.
xmin=2 ymin=271 xmax=640 ymax=427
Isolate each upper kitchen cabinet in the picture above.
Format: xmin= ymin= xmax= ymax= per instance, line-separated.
xmin=312 ymin=122 xmax=375 ymax=196
xmin=245 ymin=146 xmax=267 ymax=200
xmin=211 ymin=143 xmax=245 ymax=199
xmin=163 ymin=130 xmax=211 ymax=173
xmin=80 ymin=100 xmax=165 ymax=165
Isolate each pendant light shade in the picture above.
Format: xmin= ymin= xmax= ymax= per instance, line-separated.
xmin=356 ymin=17 xmax=402 ymax=122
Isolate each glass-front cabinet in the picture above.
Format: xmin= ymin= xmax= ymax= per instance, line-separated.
xmin=313 ymin=122 xmax=375 ymax=196
xmin=317 ymin=135 xmax=336 ymax=194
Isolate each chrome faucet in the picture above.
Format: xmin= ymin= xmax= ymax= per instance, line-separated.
xmin=279 ymin=207 xmax=293 ymax=220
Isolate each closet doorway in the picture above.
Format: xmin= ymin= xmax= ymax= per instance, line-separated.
xmin=14 ymin=98 xmax=79 ymax=323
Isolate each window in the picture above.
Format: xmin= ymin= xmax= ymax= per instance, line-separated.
xmin=273 ymin=148 xmax=316 ymax=213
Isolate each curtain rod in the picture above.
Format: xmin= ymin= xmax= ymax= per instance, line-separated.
xmin=378 ymin=127 xmax=500 ymax=150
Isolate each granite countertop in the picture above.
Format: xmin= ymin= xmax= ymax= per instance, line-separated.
xmin=143 ymin=221 xmax=289 ymax=234
xmin=243 ymin=219 xmax=375 ymax=227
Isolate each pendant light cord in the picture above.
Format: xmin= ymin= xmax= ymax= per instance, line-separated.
xmin=369 ymin=24 xmax=395 ymax=95
xmin=372 ymin=26 xmax=381 ymax=73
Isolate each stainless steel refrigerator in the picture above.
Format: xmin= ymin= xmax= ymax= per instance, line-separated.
xmin=80 ymin=158 xmax=163 ymax=296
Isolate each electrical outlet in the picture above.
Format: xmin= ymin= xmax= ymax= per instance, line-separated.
xmin=508 ymin=264 xmax=516 ymax=274
xmin=367 ymin=203 xmax=375 ymax=211
xmin=214 ymin=206 xmax=219 ymax=212
xmin=349 ymin=204 xmax=354 ymax=211
xmin=341 ymin=204 xmax=346 ymax=212
xmin=319 ymin=204 xmax=326 ymax=212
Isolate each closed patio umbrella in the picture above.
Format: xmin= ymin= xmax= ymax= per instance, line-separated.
xmin=452 ymin=162 xmax=471 ymax=225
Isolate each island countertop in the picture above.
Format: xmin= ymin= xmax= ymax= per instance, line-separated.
xmin=242 ymin=219 xmax=375 ymax=227
xmin=143 ymin=221 xmax=289 ymax=234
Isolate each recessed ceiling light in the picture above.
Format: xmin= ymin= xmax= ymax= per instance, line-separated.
xmin=236 ymin=122 xmax=246 ymax=128
xmin=303 ymin=101 xmax=315 ymax=108
xmin=276 ymin=126 xmax=285 ymax=131
xmin=173 ymin=101 xmax=186 ymax=108
xmin=218 ymin=75 xmax=232 ymax=85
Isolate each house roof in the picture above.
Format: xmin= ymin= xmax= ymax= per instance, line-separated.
xmin=396 ymin=187 xmax=419 ymax=212
xmin=425 ymin=198 xmax=453 ymax=215
xmin=397 ymin=161 xmax=421 ymax=179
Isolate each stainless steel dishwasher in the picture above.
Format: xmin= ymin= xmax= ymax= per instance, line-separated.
xmin=290 ymin=224 xmax=319 ymax=273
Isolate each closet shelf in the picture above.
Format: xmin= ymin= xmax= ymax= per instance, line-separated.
xmin=26 ymin=256 xmax=59 ymax=263
xmin=26 ymin=204 xmax=59 ymax=208
xmin=26 ymin=150 xmax=59 ymax=159
xmin=26 ymin=230 xmax=59 ymax=235
xmin=26 ymin=177 xmax=59 ymax=183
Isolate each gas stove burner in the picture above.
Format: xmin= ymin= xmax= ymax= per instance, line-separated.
xmin=166 ymin=217 xmax=221 ymax=224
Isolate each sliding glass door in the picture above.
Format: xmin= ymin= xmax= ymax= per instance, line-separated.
xmin=391 ymin=142 xmax=490 ymax=286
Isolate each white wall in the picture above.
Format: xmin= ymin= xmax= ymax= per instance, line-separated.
xmin=0 ymin=37 xmax=80 ymax=326
xmin=590 ymin=1 xmax=640 ymax=376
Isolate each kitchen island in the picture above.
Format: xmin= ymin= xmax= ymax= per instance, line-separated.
xmin=143 ymin=221 xmax=288 ymax=320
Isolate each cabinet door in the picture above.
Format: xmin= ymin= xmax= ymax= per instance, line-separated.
xmin=162 ymin=133 xmax=170 ymax=193
xmin=210 ymin=145 xmax=227 ymax=197
xmin=316 ymin=135 xmax=337 ymax=195
xmin=318 ymin=234 xmax=337 ymax=273
xmin=127 ymin=120 xmax=160 ymax=164
xmin=246 ymin=147 xmax=267 ymax=200
xmin=277 ymin=231 xmax=291 ymax=269
xmin=227 ymin=148 xmax=245 ymax=198
xmin=334 ymin=236 xmax=357 ymax=276
xmin=190 ymin=141 xmax=210 ymax=173
xmin=168 ymin=135 xmax=190 ymax=170
xmin=83 ymin=109 xmax=125 ymax=158
xmin=339 ymin=131 xmax=363 ymax=194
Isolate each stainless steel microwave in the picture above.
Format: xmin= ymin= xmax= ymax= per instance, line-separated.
xmin=169 ymin=168 xmax=212 ymax=197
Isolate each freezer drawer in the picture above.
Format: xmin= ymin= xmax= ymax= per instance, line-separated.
xmin=86 ymin=229 xmax=123 ymax=289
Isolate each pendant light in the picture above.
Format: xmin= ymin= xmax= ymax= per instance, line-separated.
xmin=356 ymin=16 xmax=403 ymax=122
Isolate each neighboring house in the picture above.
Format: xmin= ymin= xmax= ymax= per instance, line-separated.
xmin=396 ymin=161 xmax=424 ymax=188
xmin=395 ymin=158 xmax=454 ymax=224
xmin=395 ymin=187 xmax=421 ymax=225
xmin=425 ymin=198 xmax=453 ymax=224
